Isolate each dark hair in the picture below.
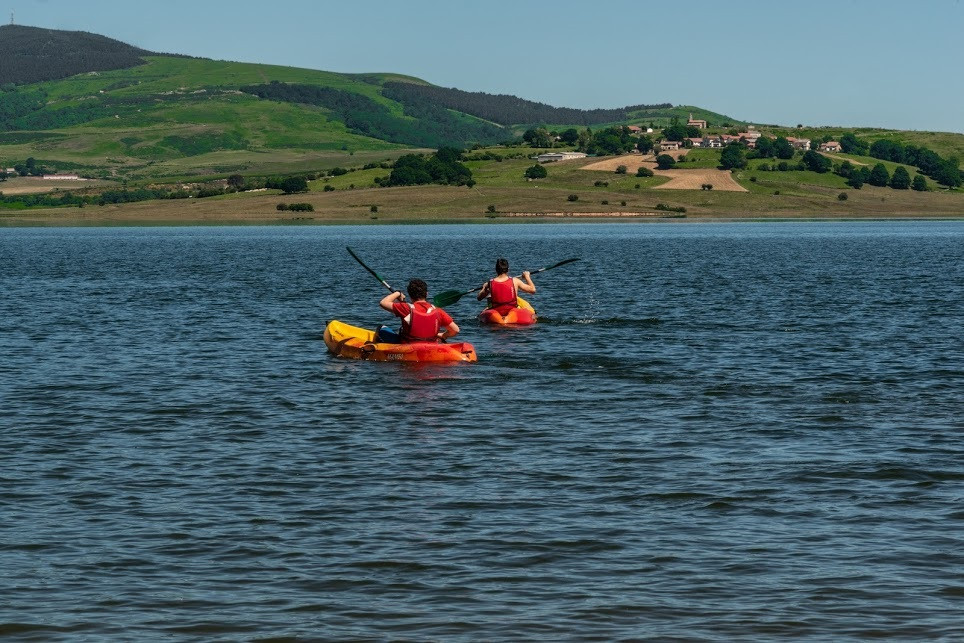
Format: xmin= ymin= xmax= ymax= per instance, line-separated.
xmin=407 ymin=278 xmax=428 ymax=300
xmin=495 ymin=257 xmax=509 ymax=275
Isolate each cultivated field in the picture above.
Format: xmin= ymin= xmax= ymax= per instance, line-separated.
xmin=0 ymin=177 xmax=115 ymax=195
xmin=580 ymin=152 xmax=746 ymax=191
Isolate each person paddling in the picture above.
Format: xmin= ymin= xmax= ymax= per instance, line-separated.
xmin=377 ymin=278 xmax=460 ymax=343
xmin=477 ymin=257 xmax=536 ymax=315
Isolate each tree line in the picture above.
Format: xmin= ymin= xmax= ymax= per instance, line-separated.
xmin=241 ymin=81 xmax=508 ymax=148
xmin=382 ymin=81 xmax=671 ymax=127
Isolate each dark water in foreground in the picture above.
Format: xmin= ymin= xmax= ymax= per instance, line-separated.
xmin=1 ymin=222 xmax=962 ymax=640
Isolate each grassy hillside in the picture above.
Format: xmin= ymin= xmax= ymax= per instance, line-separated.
xmin=0 ymin=24 xmax=959 ymax=208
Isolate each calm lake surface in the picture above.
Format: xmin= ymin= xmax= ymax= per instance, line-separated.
xmin=1 ymin=222 xmax=962 ymax=640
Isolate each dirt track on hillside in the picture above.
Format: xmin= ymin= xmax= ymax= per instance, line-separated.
xmin=580 ymin=153 xmax=746 ymax=191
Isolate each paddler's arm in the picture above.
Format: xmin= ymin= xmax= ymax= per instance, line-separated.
xmin=476 ymin=282 xmax=489 ymax=301
xmin=515 ymin=271 xmax=536 ymax=294
xmin=438 ymin=320 xmax=460 ymax=340
xmin=379 ymin=291 xmax=405 ymax=312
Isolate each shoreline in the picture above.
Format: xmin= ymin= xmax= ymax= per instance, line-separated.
xmin=2 ymin=211 xmax=962 ymax=227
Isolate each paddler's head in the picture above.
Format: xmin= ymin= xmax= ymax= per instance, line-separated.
xmin=495 ymin=257 xmax=509 ymax=276
xmin=407 ymin=279 xmax=428 ymax=301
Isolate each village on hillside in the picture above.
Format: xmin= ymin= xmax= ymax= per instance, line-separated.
xmin=534 ymin=114 xmax=847 ymax=165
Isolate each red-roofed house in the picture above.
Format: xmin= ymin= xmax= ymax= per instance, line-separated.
xmin=819 ymin=141 xmax=841 ymax=152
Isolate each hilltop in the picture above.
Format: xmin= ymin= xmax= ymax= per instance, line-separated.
xmin=0 ymin=24 xmax=162 ymax=85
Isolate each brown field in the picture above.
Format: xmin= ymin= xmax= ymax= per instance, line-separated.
xmin=580 ymin=152 xmax=688 ymax=173
xmin=580 ymin=152 xmax=745 ymax=191
xmin=0 ymin=177 xmax=115 ymax=195
xmin=3 ymin=181 xmax=962 ymax=226
xmin=653 ymin=169 xmax=747 ymax=191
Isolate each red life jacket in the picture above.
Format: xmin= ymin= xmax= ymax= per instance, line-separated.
xmin=401 ymin=301 xmax=441 ymax=342
xmin=488 ymin=278 xmax=517 ymax=308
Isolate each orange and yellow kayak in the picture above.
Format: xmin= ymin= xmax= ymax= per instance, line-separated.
xmin=478 ymin=297 xmax=537 ymax=326
xmin=324 ymin=320 xmax=477 ymax=362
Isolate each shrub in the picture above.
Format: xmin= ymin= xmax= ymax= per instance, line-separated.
xmin=750 ymin=176 xmax=757 ymax=182
xmin=615 ymin=165 xmax=627 ymax=174
xmin=278 ymin=202 xmax=314 ymax=212
xmin=636 ymin=167 xmax=654 ymax=177
xmin=601 ymin=200 xmax=609 ymax=205
xmin=370 ymin=205 xmax=378 ymax=213
xmin=524 ymin=164 xmax=548 ymax=179
xmin=567 ymin=194 xmax=579 ymax=202
xmin=838 ymin=192 xmax=848 ymax=201
xmin=620 ymin=201 xmax=627 ymax=206
xmin=701 ymin=183 xmax=713 ymax=190
xmin=593 ymin=180 xmax=609 ymax=187
xmin=323 ymin=184 xmax=335 ymax=192
xmin=486 ymin=204 xmax=496 ymax=213
xmin=281 ymin=176 xmax=309 ymax=194
xmin=656 ymin=154 xmax=676 ymax=169
xmin=655 ymin=203 xmax=686 ymax=213
xmin=634 ymin=183 xmax=640 ymax=189
xmin=330 ymin=167 xmax=349 ymax=176
xmin=773 ymin=190 xmax=781 ymax=195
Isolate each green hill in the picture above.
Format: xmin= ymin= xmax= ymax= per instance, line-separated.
xmin=0 ymin=25 xmax=959 ymax=190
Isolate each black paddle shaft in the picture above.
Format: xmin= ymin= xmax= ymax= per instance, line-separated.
xmin=346 ymin=246 xmax=396 ymax=294
xmin=433 ymin=258 xmax=580 ymax=306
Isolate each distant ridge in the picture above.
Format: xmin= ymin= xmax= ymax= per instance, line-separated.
xmin=0 ymin=24 xmax=160 ymax=85
xmin=382 ymin=81 xmax=673 ymax=127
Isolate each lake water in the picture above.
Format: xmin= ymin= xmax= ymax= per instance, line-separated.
xmin=1 ymin=222 xmax=962 ymax=640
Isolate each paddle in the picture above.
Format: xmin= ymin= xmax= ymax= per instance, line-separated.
xmin=432 ymin=257 xmax=580 ymax=307
xmin=346 ymin=246 xmax=402 ymax=298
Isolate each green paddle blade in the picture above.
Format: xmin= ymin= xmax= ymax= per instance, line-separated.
xmin=432 ymin=289 xmax=468 ymax=307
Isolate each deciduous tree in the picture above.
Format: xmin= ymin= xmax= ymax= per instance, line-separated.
xmin=868 ymin=163 xmax=890 ymax=186
xmin=889 ymin=165 xmax=911 ymax=189
xmin=524 ymin=164 xmax=548 ymax=179
xmin=656 ymin=154 xmax=676 ymax=169
xmin=719 ymin=144 xmax=747 ymax=170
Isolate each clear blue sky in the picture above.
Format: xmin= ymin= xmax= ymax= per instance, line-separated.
xmin=13 ymin=0 xmax=964 ymax=133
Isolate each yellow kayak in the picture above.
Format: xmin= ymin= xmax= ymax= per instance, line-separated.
xmin=323 ymin=320 xmax=477 ymax=362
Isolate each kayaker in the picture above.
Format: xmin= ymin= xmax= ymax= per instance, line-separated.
xmin=477 ymin=258 xmax=536 ymax=315
xmin=377 ymin=279 xmax=460 ymax=343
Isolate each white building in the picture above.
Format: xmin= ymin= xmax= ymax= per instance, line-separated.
xmin=536 ymin=152 xmax=587 ymax=163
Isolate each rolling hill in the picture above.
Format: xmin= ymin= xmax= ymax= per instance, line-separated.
xmin=0 ymin=25 xmax=748 ymax=180
xmin=0 ymin=23 xmax=959 ymax=205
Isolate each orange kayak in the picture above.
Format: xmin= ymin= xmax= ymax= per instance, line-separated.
xmin=478 ymin=297 xmax=537 ymax=326
xmin=324 ymin=320 xmax=477 ymax=362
